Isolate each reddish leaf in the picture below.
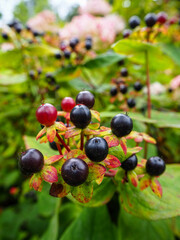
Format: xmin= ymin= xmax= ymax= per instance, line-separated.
xmin=104 ymin=135 xmax=119 ymax=148
xmin=150 ymin=178 xmax=162 ymax=198
xmin=88 ymin=123 xmax=100 ymax=130
xmin=36 ymin=127 xmax=46 ymax=140
xmin=99 ymin=126 xmax=111 ymax=136
xmin=120 ymin=138 xmax=127 ymax=155
xmin=140 ymin=175 xmax=151 ymax=190
xmin=49 ymin=182 xmax=70 ymax=198
xmin=71 ymin=182 xmax=93 ymax=203
xmin=44 ymin=155 xmax=63 ymax=165
xmin=103 ymin=154 xmax=121 ymax=168
xmin=90 ymin=110 xmax=100 ymax=121
xmin=39 ymin=135 xmax=48 ymax=144
xmin=55 ymin=122 xmax=67 ymax=131
xmin=128 ymin=171 xmax=138 ymax=187
xmin=29 ymin=174 xmax=42 ymax=191
xmin=87 ymin=163 xmax=106 ymax=182
xmin=65 ymin=127 xmax=81 ymax=139
xmin=96 ymin=174 xmax=104 ymax=185
xmin=127 ymin=146 xmax=142 ymax=154
xmin=66 ymin=149 xmax=87 ymax=161
xmin=42 ymin=166 xmax=58 ymax=183
xmin=46 ymin=125 xmax=56 ymax=142
xmin=83 ymin=128 xmax=99 ymax=136
xmin=143 ymin=133 xmax=156 ymax=144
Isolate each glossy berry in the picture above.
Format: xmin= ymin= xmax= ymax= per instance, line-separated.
xmin=86 ymin=36 xmax=92 ymax=41
xmin=144 ymin=13 xmax=157 ymax=27
xmin=60 ymin=41 xmax=67 ymax=51
xmin=49 ymin=141 xmax=58 ymax=151
xmin=129 ymin=16 xmax=141 ymax=29
xmin=120 ymin=85 xmax=128 ymax=94
xmin=36 ymin=103 xmax=57 ymax=127
xmin=118 ymin=59 xmax=125 ymax=66
xmin=121 ymin=68 xmax=128 ymax=77
xmin=46 ymin=73 xmax=56 ymax=85
xmin=110 ymin=87 xmax=117 ymax=96
xmin=69 ymin=38 xmax=78 ymax=49
xmin=32 ymin=30 xmax=41 ymax=37
xmin=19 ymin=149 xmax=44 ymax=175
xmin=111 ymin=113 xmax=133 ymax=138
xmin=168 ymin=88 xmax=173 ymax=93
xmin=146 ymin=156 xmax=166 ymax=176
xmin=157 ymin=12 xmax=168 ymax=24
xmin=1 ymin=33 xmax=9 ymax=40
xmin=134 ymin=81 xmax=143 ymax=91
xmin=29 ymin=70 xmax=35 ymax=79
xmin=70 ymin=104 xmax=91 ymax=129
xmin=55 ymin=52 xmax=62 ymax=59
xmin=85 ymin=40 xmax=92 ymax=50
xmin=85 ymin=137 xmax=108 ymax=162
xmin=123 ymin=29 xmax=132 ymax=38
xmin=121 ymin=154 xmax=137 ymax=171
xmin=61 ymin=158 xmax=89 ymax=186
xmin=8 ymin=19 xmax=19 ymax=28
xmin=76 ymin=91 xmax=95 ymax=109
xmin=127 ymin=98 xmax=136 ymax=108
xmin=61 ymin=97 xmax=76 ymax=112
xmin=14 ymin=23 xmax=23 ymax=33
xmin=64 ymin=50 xmax=71 ymax=59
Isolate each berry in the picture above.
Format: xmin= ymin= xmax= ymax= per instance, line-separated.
xmin=129 ymin=16 xmax=141 ymax=29
xmin=85 ymin=40 xmax=92 ymax=50
xmin=110 ymin=87 xmax=117 ymax=96
xmin=118 ymin=59 xmax=125 ymax=66
xmin=1 ymin=33 xmax=8 ymax=40
xmin=86 ymin=36 xmax=92 ymax=41
xmin=60 ymin=41 xmax=67 ymax=51
xmin=69 ymin=37 xmax=79 ymax=49
xmin=76 ymin=91 xmax=95 ymax=109
xmin=146 ymin=156 xmax=166 ymax=176
xmin=127 ymin=98 xmax=136 ymax=108
xmin=61 ymin=97 xmax=76 ymax=112
xmin=32 ymin=30 xmax=41 ymax=37
xmin=123 ymin=29 xmax=132 ymax=38
xmin=64 ymin=50 xmax=71 ymax=59
xmin=49 ymin=141 xmax=58 ymax=151
xmin=157 ymin=12 xmax=168 ymax=24
xmin=144 ymin=13 xmax=157 ymax=27
xmin=70 ymin=104 xmax=91 ymax=129
xmin=55 ymin=52 xmax=62 ymax=59
xmin=85 ymin=137 xmax=108 ymax=162
xmin=111 ymin=113 xmax=133 ymax=138
xmin=121 ymin=68 xmax=128 ymax=77
xmin=120 ymin=85 xmax=128 ymax=94
xmin=168 ymin=88 xmax=173 ymax=93
xmin=46 ymin=73 xmax=56 ymax=85
xmin=8 ymin=19 xmax=19 ymax=28
xmin=61 ymin=158 xmax=89 ymax=186
xmin=121 ymin=154 xmax=137 ymax=171
xmin=36 ymin=103 xmax=57 ymax=127
xmin=19 ymin=149 xmax=44 ymax=175
xmin=26 ymin=25 xmax=31 ymax=31
xmin=134 ymin=81 xmax=143 ymax=91
xmin=29 ymin=70 xmax=35 ymax=79
xmin=14 ymin=23 xmax=23 ymax=33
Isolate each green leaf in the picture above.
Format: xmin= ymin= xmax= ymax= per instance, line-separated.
xmin=0 ymin=72 xmax=27 ymax=85
xmin=71 ymin=182 xmax=93 ymax=203
xmin=60 ymin=206 xmax=117 ymax=240
xmin=25 ymin=45 xmax=57 ymax=57
xmin=118 ymin=209 xmax=174 ymax=240
xmin=117 ymin=164 xmax=180 ymax=220
xmin=160 ymin=43 xmax=180 ymax=66
xmin=0 ymin=49 xmax=22 ymax=68
xmin=83 ymin=52 xmax=125 ymax=69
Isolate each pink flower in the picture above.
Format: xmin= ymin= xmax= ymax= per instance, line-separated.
xmin=79 ymin=0 xmax=111 ymax=16
xmin=170 ymin=75 xmax=180 ymax=89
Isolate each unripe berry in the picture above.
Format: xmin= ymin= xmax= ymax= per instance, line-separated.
xmin=61 ymin=97 xmax=76 ymax=112
xmin=36 ymin=103 xmax=57 ymax=127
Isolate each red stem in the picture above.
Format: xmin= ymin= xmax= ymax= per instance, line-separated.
xmin=56 ymin=132 xmax=70 ymax=152
xmin=80 ymin=131 xmax=84 ymax=151
xmin=56 ymin=142 xmax=63 ymax=155
xmin=104 ymin=170 xmax=117 ymax=177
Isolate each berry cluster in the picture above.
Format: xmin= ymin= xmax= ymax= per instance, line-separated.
xmin=19 ymin=91 xmax=166 ymax=203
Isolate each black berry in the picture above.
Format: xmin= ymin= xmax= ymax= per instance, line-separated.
xmin=55 ymin=52 xmax=62 ymax=59
xmin=85 ymin=137 xmax=108 ymax=162
xmin=8 ymin=19 xmax=19 ymax=28
xmin=85 ymin=40 xmax=92 ymax=50
xmin=69 ymin=38 xmax=78 ymax=49
xmin=49 ymin=141 xmax=58 ymax=151
xmin=129 ymin=16 xmax=141 ymax=29
xmin=146 ymin=156 xmax=166 ymax=176
xmin=111 ymin=113 xmax=133 ymax=138
xmin=134 ymin=81 xmax=143 ymax=91
xmin=29 ymin=70 xmax=35 ymax=79
xmin=64 ymin=50 xmax=71 ymax=59
xmin=121 ymin=68 xmax=128 ymax=77
xmin=70 ymin=104 xmax=91 ymax=129
xmin=144 ymin=13 xmax=157 ymax=27
xmin=61 ymin=158 xmax=89 ymax=186
xmin=123 ymin=29 xmax=132 ymax=38
xmin=46 ymin=73 xmax=56 ymax=85
xmin=14 ymin=23 xmax=23 ymax=33
xmin=32 ymin=30 xmax=41 ymax=37
xmin=118 ymin=59 xmax=125 ymax=66
xmin=19 ymin=149 xmax=44 ymax=175
xmin=168 ymin=88 xmax=173 ymax=93
xmin=110 ymin=87 xmax=117 ymax=96
xmin=76 ymin=91 xmax=95 ymax=109
xmin=121 ymin=154 xmax=137 ymax=171
xmin=120 ymin=85 xmax=128 ymax=94
xmin=127 ymin=98 xmax=136 ymax=108
xmin=86 ymin=36 xmax=92 ymax=41
xmin=1 ymin=33 xmax=9 ymax=40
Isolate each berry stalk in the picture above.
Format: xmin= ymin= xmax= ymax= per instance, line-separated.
xmin=104 ymin=170 xmax=117 ymax=177
xmin=55 ymin=142 xmax=63 ymax=155
xmin=80 ymin=131 xmax=84 ymax=151
xmin=56 ymin=132 xmax=70 ymax=152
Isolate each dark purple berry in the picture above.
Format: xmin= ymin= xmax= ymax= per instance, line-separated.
xmin=146 ymin=156 xmax=165 ymax=176
xmin=14 ymin=23 xmax=23 ymax=33
xmin=144 ymin=13 xmax=157 ymax=27
xmin=118 ymin=59 xmax=125 ymax=66
xmin=69 ymin=38 xmax=78 ymax=49
xmin=127 ymin=98 xmax=136 ymax=108
xmin=29 ymin=70 xmax=35 ymax=79
xmin=85 ymin=40 xmax=92 ymax=50
xmin=85 ymin=137 xmax=108 ymax=162
xmin=86 ymin=36 xmax=92 ymax=41
xmin=121 ymin=154 xmax=137 ymax=171
xmin=32 ymin=30 xmax=41 ymax=37
xmin=76 ymin=91 xmax=95 ymax=109
xmin=8 ymin=19 xmax=19 ymax=28
xmin=121 ymin=68 xmax=128 ymax=77
xmin=61 ymin=158 xmax=89 ymax=186
xmin=19 ymin=149 xmax=44 ymax=175
xmin=123 ymin=29 xmax=132 ymax=38
xmin=46 ymin=73 xmax=56 ymax=85
xmin=70 ymin=104 xmax=91 ymax=129
xmin=55 ymin=52 xmax=62 ymax=59
xmin=111 ymin=113 xmax=133 ymax=138
xmin=110 ymin=87 xmax=118 ymax=96
xmin=64 ymin=50 xmax=71 ymax=59
xmin=49 ymin=141 xmax=58 ymax=151
xmin=120 ymin=85 xmax=128 ymax=94
xmin=168 ymin=88 xmax=173 ymax=93
xmin=134 ymin=81 xmax=143 ymax=91
xmin=129 ymin=16 xmax=141 ymax=29
xmin=1 ymin=33 xmax=9 ymax=40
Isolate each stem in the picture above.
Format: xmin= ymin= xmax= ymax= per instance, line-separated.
xmin=80 ymin=130 xmax=84 ymax=151
xmin=144 ymin=141 xmax=148 ymax=159
xmin=105 ymin=170 xmax=117 ymax=177
xmin=56 ymin=142 xmax=63 ymax=155
xmin=56 ymin=132 xmax=70 ymax=152
xmin=145 ymin=50 xmax=151 ymax=119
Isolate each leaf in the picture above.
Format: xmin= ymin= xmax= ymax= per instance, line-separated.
xmin=26 ymin=44 xmax=57 ymax=57
xmin=120 ymin=138 xmax=127 ymax=155
xmin=143 ymin=133 xmax=156 ymax=144
xmin=29 ymin=174 xmax=42 ymax=191
xmin=65 ymin=128 xmax=81 ymax=139
xmin=88 ymin=122 xmax=100 ymax=130
xmin=0 ymin=72 xmax=27 ymax=85
xmin=55 ymin=122 xmax=66 ymax=131
xmin=44 ymin=155 xmax=63 ymax=165
xmin=117 ymin=164 xmax=180 ymax=220
xmin=71 ymin=182 xmax=93 ymax=203
xmin=42 ymin=166 xmax=58 ymax=183
xmin=104 ymin=135 xmax=119 ymax=148
xmin=127 ymin=171 xmax=138 ymax=187
xmin=49 ymin=182 xmax=70 ymax=198
xmin=46 ymin=125 xmax=56 ymax=142
xmin=87 ymin=163 xmax=106 ymax=182
xmin=36 ymin=127 xmax=46 ymax=140
xmin=150 ymin=179 xmax=162 ymax=198
xmin=90 ymin=109 xmax=100 ymax=121
xmin=60 ymin=206 xmax=117 ymax=240
xmin=103 ymin=154 xmax=121 ymax=168
xmin=83 ymin=128 xmax=99 ymax=136
xmin=39 ymin=135 xmax=49 ymax=144
xmin=161 ymin=43 xmax=180 ymax=66
xmin=127 ymin=146 xmax=142 ymax=154
xmin=0 ymin=49 xmax=22 ymax=69
xmin=83 ymin=52 xmax=125 ymax=68
xmin=66 ymin=149 xmax=87 ymax=161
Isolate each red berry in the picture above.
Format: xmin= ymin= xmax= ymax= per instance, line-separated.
xmin=61 ymin=97 xmax=76 ymax=112
xmin=157 ymin=12 xmax=168 ymax=24
xmin=36 ymin=103 xmax=57 ymax=126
